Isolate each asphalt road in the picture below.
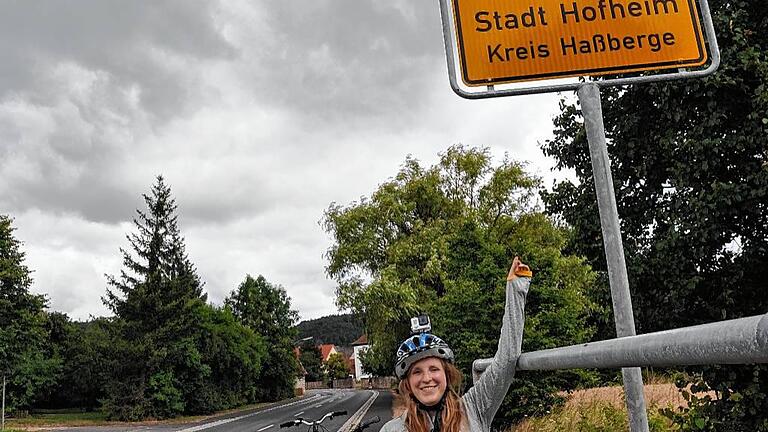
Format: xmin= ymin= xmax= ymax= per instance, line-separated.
xmin=43 ymin=389 xmax=393 ymax=432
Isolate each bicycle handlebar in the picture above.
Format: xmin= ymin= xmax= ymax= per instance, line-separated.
xmin=279 ymin=411 xmax=349 ymax=428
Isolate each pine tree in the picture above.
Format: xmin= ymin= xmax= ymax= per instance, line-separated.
xmin=102 ymin=176 xmax=208 ymax=420
xmin=104 ymin=176 xmax=205 ymax=332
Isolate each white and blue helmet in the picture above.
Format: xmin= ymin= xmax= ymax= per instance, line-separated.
xmin=394 ymin=333 xmax=454 ymax=379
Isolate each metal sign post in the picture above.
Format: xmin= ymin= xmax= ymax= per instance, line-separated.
xmin=578 ymin=82 xmax=648 ymax=431
xmin=437 ymin=0 xmax=721 ymax=430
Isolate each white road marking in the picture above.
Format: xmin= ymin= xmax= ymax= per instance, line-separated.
xmin=294 ymin=411 xmax=305 ymax=416
xmin=257 ymin=424 xmax=274 ymax=431
xmin=176 ymin=394 xmax=322 ymax=432
xmin=338 ymin=391 xmax=380 ymax=432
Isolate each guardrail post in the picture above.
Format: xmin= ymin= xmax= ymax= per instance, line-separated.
xmin=578 ymin=82 xmax=650 ymax=432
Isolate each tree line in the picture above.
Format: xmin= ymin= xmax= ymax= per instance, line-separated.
xmin=0 ymin=177 xmax=300 ymax=420
xmin=295 ymin=313 xmax=364 ymax=346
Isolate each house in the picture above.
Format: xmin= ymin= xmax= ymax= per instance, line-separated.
xmin=352 ymin=334 xmax=371 ymax=380
xmin=334 ymin=346 xmax=355 ymax=378
xmin=296 ymin=343 xmax=354 ymax=380
xmin=318 ymin=343 xmax=338 ymax=362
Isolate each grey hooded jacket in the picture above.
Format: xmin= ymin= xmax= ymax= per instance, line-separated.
xmin=380 ymin=276 xmax=529 ymax=432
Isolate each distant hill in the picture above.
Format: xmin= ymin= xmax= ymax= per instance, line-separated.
xmin=296 ymin=313 xmax=364 ymax=346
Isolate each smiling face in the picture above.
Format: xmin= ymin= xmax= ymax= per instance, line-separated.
xmin=407 ymin=357 xmax=447 ymax=406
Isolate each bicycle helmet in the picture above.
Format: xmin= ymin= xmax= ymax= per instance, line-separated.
xmin=394 ymin=332 xmax=454 ymax=379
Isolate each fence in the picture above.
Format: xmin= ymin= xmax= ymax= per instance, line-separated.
xmin=305 ymin=381 xmax=328 ymax=390
xmin=305 ymin=379 xmax=359 ymax=390
xmin=358 ymin=377 xmax=397 ymax=390
xmin=332 ymin=378 xmax=355 ymax=389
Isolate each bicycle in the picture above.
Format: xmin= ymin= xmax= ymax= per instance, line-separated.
xmin=279 ymin=411 xmax=381 ymax=432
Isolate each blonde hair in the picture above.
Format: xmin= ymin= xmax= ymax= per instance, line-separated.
xmin=397 ymin=359 xmax=466 ymax=432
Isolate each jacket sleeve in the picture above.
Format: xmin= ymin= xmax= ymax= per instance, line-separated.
xmin=379 ymin=414 xmax=406 ymax=432
xmin=462 ymin=276 xmax=529 ymax=428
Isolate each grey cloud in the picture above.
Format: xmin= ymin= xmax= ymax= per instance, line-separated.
xmin=238 ymin=1 xmax=445 ymax=122
xmin=0 ymin=0 xmax=235 ymax=120
xmin=0 ymin=1 xmax=453 ymax=225
xmin=0 ymin=1 xmax=241 ymax=223
xmin=0 ymin=84 xmax=143 ymax=222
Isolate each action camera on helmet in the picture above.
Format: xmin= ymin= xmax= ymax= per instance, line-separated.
xmin=410 ymin=314 xmax=431 ymax=334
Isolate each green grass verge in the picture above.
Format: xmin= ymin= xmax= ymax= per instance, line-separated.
xmin=7 ymin=411 xmax=109 ymax=427
xmin=6 ymin=403 xmax=270 ymax=428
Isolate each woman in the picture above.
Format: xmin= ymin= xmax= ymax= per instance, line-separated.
xmin=381 ymin=257 xmax=531 ymax=432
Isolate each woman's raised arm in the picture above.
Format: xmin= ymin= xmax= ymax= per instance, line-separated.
xmin=462 ymin=257 xmax=530 ymax=428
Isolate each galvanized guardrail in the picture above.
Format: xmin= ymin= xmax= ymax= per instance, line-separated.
xmin=472 ymin=312 xmax=768 ymax=380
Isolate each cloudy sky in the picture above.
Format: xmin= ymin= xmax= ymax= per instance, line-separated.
xmin=1 ymin=1 xmax=568 ymax=322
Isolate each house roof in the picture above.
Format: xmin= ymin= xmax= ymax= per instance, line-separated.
xmin=318 ymin=343 xmax=336 ymax=361
xmin=335 ymin=346 xmax=354 ymax=359
xmin=352 ymin=334 xmax=368 ymax=345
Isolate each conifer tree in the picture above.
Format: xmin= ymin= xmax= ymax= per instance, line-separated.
xmin=102 ymin=176 xmax=208 ymax=420
xmin=104 ymin=176 xmax=205 ymax=330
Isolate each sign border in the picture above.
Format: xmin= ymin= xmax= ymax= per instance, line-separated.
xmin=452 ymin=0 xmax=708 ymax=86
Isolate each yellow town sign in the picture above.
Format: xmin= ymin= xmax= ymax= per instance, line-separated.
xmin=451 ymin=0 xmax=708 ymax=85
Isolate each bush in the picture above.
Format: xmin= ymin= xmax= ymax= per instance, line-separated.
xmin=662 ymin=369 xmax=768 ymax=432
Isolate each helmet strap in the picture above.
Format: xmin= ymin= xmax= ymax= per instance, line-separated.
xmin=413 ymin=393 xmax=446 ymax=432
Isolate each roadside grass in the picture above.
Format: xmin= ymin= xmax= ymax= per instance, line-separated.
xmin=7 ymin=410 xmax=109 ymax=427
xmin=508 ymin=382 xmax=704 ymax=432
xmin=393 ymin=383 xmax=682 ymax=431
xmin=6 ymin=403 xmax=270 ymax=428
xmin=509 ymin=400 xmax=675 ymax=432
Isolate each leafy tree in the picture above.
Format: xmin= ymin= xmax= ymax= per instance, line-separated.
xmin=299 ymin=341 xmax=324 ymax=382
xmin=540 ymin=1 xmax=768 ymax=429
xmin=322 ymin=146 xmax=598 ymax=427
xmin=35 ymin=313 xmax=113 ymax=410
xmin=225 ymin=274 xmax=299 ymax=401
xmin=191 ymin=304 xmax=267 ymax=412
xmin=0 ymin=215 xmax=59 ymax=412
xmin=324 ymin=352 xmax=350 ymax=380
